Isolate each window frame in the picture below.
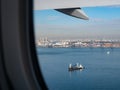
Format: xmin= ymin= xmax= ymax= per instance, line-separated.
xmin=1 ymin=0 xmax=48 ymax=89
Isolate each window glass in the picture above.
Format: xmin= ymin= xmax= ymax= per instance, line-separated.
xmin=34 ymin=5 xmax=120 ymax=90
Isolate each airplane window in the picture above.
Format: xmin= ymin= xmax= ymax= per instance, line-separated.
xmin=34 ymin=4 xmax=120 ymax=90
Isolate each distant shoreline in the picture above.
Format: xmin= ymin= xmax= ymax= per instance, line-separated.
xmin=36 ymin=46 xmax=120 ymax=49
xmin=36 ymin=38 xmax=120 ymax=48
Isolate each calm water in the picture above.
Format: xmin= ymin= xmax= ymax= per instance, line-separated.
xmin=37 ymin=48 xmax=120 ymax=90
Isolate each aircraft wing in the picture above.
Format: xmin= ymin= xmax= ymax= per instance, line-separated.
xmin=34 ymin=0 xmax=120 ymax=10
xmin=34 ymin=0 xmax=120 ymax=20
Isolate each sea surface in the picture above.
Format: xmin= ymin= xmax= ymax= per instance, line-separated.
xmin=37 ymin=47 xmax=120 ymax=90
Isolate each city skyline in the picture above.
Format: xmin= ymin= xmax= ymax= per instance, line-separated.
xmin=34 ymin=6 xmax=120 ymax=40
xmin=36 ymin=37 xmax=120 ymax=48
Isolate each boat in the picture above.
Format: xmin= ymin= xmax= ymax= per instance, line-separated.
xmin=107 ymin=51 xmax=110 ymax=54
xmin=68 ymin=63 xmax=84 ymax=71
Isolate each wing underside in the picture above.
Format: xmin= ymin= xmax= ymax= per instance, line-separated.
xmin=34 ymin=0 xmax=120 ymax=10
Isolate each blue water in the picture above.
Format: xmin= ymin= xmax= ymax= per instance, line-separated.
xmin=37 ymin=48 xmax=120 ymax=90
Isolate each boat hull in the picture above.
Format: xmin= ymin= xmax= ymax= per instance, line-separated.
xmin=68 ymin=67 xmax=84 ymax=71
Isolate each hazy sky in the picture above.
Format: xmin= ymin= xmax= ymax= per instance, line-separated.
xmin=34 ymin=6 xmax=120 ymax=40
